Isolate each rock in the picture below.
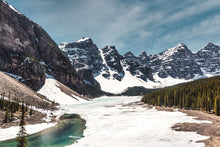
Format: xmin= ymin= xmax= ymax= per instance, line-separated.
xmin=101 ymin=46 xmax=124 ymax=81
xmin=195 ymin=42 xmax=220 ymax=75
xmin=123 ymin=51 xmax=153 ymax=81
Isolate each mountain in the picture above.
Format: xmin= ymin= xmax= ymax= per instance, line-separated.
xmin=59 ymin=38 xmax=154 ymax=93
xmin=59 ymin=37 xmax=102 ymax=89
xmin=60 ymin=38 xmax=220 ymax=94
xmin=0 ymin=0 xmax=103 ymax=97
xmin=195 ymin=42 xmax=220 ymax=76
xmin=149 ymin=43 xmax=203 ymax=79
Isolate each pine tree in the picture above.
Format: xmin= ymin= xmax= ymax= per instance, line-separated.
xmin=157 ymin=95 xmax=161 ymax=106
xmin=16 ymin=103 xmax=28 ymax=147
xmin=4 ymin=107 xmax=9 ymax=123
xmin=29 ymin=106 xmax=33 ymax=116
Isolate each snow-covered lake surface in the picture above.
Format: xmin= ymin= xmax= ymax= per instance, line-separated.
xmin=64 ymin=96 xmax=210 ymax=147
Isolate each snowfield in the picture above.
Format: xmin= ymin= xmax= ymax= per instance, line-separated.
xmin=95 ymin=67 xmax=190 ymax=94
xmin=64 ymin=96 xmax=211 ymax=147
xmin=38 ymin=75 xmax=88 ymax=105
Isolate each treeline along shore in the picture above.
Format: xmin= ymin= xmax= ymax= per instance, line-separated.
xmin=141 ymin=76 xmax=220 ymax=115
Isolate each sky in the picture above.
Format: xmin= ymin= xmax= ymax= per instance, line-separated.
xmin=6 ymin=0 xmax=220 ymax=55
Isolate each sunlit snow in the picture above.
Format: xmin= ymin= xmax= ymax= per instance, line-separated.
xmin=95 ymin=66 xmax=189 ymax=94
xmin=38 ymin=75 xmax=88 ymax=105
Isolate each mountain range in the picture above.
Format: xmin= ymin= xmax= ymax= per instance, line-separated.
xmin=60 ymin=38 xmax=220 ymax=93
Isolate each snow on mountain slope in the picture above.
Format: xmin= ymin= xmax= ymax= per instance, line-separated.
xmin=158 ymin=43 xmax=189 ymax=60
xmin=95 ymin=64 xmax=189 ymax=93
xmin=77 ymin=37 xmax=90 ymax=43
xmin=95 ymin=65 xmax=148 ymax=93
xmin=38 ymin=75 xmax=88 ymax=105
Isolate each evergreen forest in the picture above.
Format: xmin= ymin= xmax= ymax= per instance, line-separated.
xmin=141 ymin=76 xmax=220 ymax=115
xmin=0 ymin=92 xmax=31 ymax=123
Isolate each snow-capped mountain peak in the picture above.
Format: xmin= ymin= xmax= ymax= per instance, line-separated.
xmin=160 ymin=43 xmax=190 ymax=58
xmin=196 ymin=42 xmax=220 ymax=76
xmin=59 ymin=37 xmax=220 ymax=94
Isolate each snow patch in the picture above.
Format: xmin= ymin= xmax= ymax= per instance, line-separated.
xmin=77 ymin=37 xmax=90 ymax=43
xmin=0 ymin=123 xmax=56 ymax=141
xmin=40 ymin=61 xmax=47 ymax=66
xmin=58 ymin=42 xmax=68 ymax=49
xmin=38 ymin=75 xmax=88 ymax=105
xmin=3 ymin=0 xmax=22 ymax=15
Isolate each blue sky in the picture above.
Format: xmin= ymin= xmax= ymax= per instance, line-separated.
xmin=6 ymin=0 xmax=220 ymax=55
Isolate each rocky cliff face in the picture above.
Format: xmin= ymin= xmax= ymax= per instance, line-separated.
xmin=100 ymin=46 xmax=124 ymax=81
xmin=148 ymin=43 xmax=220 ymax=79
xmin=195 ymin=42 xmax=220 ymax=75
xmin=0 ymin=1 xmax=97 ymax=96
xmin=123 ymin=51 xmax=153 ymax=81
xmin=60 ymin=37 xmax=102 ymax=89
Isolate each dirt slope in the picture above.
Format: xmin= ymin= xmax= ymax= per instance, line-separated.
xmin=0 ymin=71 xmax=55 ymax=110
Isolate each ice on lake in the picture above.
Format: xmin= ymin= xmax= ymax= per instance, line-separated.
xmin=64 ymin=96 xmax=210 ymax=147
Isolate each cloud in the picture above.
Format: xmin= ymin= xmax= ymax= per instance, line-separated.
xmin=164 ymin=0 xmax=220 ymax=23
xmin=6 ymin=0 xmax=220 ymax=55
xmin=158 ymin=14 xmax=220 ymax=52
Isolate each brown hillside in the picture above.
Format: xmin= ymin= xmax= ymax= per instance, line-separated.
xmin=0 ymin=71 xmax=55 ymax=110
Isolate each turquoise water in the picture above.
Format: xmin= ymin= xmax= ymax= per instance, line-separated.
xmin=0 ymin=118 xmax=86 ymax=147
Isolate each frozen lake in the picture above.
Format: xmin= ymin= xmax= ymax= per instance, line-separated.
xmin=63 ymin=96 xmax=210 ymax=147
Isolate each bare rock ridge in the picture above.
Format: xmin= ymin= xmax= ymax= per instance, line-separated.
xmin=0 ymin=0 xmax=102 ymax=96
